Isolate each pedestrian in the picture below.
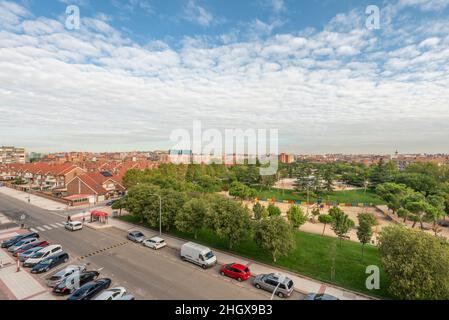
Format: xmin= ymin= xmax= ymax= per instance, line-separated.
xmin=67 ymin=215 xmax=71 ymax=223
xmin=82 ymin=216 xmax=86 ymax=224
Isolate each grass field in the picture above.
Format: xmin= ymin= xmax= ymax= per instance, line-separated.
xmin=252 ymin=187 xmax=385 ymax=205
xmin=119 ymin=215 xmax=391 ymax=299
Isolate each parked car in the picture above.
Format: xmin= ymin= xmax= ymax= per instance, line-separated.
xmin=127 ymin=231 xmax=145 ymax=243
xmin=8 ymin=237 xmax=39 ymax=253
xmin=304 ymin=293 xmax=339 ymax=300
xmin=13 ymin=240 xmax=49 ymax=257
xmin=220 ymin=263 xmax=251 ymax=282
xmin=31 ymin=252 xmax=69 ymax=274
xmin=93 ymin=287 xmax=128 ymax=300
xmin=46 ymin=264 xmax=88 ymax=287
xmin=142 ymin=237 xmax=166 ymax=250
xmin=23 ymin=244 xmax=62 ymax=267
xmin=18 ymin=246 xmax=47 ymax=262
xmin=106 ymin=200 xmax=117 ymax=206
xmin=116 ymin=294 xmax=135 ymax=300
xmin=1 ymin=232 xmax=39 ymax=248
xmin=253 ymin=273 xmax=294 ymax=298
xmin=53 ymin=271 xmax=100 ymax=295
xmin=65 ymin=221 xmax=83 ymax=231
xmin=67 ymin=278 xmax=112 ymax=300
xmin=180 ymin=242 xmax=217 ymax=269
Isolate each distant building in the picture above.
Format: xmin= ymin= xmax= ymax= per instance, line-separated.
xmin=278 ymin=153 xmax=295 ymax=164
xmin=0 ymin=146 xmax=26 ymax=164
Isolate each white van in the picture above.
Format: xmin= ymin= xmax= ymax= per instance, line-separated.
xmin=65 ymin=221 xmax=83 ymax=231
xmin=180 ymin=242 xmax=217 ymax=269
xmin=23 ymin=245 xmax=63 ymax=267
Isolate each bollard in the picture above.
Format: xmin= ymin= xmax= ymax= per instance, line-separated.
xmin=16 ymin=259 xmax=20 ymax=272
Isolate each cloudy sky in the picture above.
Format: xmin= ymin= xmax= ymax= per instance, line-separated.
xmin=0 ymin=0 xmax=448 ymax=154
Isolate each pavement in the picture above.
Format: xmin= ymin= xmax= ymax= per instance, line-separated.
xmin=0 ymin=186 xmax=67 ymax=211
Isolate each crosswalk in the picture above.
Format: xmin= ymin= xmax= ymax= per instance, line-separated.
xmin=30 ymin=222 xmax=65 ymax=233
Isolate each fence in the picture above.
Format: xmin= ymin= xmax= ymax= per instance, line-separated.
xmin=253 ymin=198 xmax=374 ymax=207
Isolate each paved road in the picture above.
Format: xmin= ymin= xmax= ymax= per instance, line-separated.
xmin=0 ymin=193 xmax=304 ymax=300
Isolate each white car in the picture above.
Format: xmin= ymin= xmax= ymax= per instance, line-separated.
xmin=65 ymin=221 xmax=83 ymax=231
xmin=23 ymin=245 xmax=63 ymax=267
xmin=142 ymin=237 xmax=166 ymax=250
xmin=93 ymin=287 xmax=128 ymax=300
xmin=46 ymin=264 xmax=88 ymax=287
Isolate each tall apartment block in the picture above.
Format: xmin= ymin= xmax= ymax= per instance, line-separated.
xmin=0 ymin=146 xmax=26 ymax=164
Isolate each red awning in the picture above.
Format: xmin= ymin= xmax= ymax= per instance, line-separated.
xmin=90 ymin=210 xmax=109 ymax=217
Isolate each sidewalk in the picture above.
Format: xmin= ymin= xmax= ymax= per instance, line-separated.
xmin=0 ymin=248 xmax=55 ymax=300
xmin=109 ymin=217 xmax=373 ymax=300
xmin=0 ymin=187 xmax=66 ymax=211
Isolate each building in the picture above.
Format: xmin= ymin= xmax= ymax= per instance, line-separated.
xmin=279 ymin=153 xmax=295 ymax=164
xmin=0 ymin=146 xmax=26 ymax=164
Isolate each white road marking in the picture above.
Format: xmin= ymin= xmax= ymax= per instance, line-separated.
xmin=43 ymin=225 xmax=52 ymax=230
xmin=55 ymin=223 xmax=64 ymax=227
xmin=30 ymin=228 xmax=38 ymax=233
xmin=37 ymin=226 xmax=46 ymax=231
xmin=50 ymin=224 xmax=59 ymax=228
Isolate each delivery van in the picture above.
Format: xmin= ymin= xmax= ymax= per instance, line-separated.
xmin=180 ymin=242 xmax=217 ymax=269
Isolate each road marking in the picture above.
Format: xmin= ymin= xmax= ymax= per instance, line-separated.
xmin=30 ymin=228 xmax=38 ymax=233
xmin=50 ymin=224 xmax=59 ymax=228
xmin=55 ymin=223 xmax=64 ymax=227
xmin=37 ymin=226 xmax=46 ymax=231
xmin=43 ymin=225 xmax=52 ymax=230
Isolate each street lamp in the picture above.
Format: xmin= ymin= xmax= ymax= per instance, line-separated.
xmin=149 ymin=193 xmax=162 ymax=236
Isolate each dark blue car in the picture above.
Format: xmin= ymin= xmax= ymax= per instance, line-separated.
xmin=1 ymin=232 xmax=39 ymax=248
xmin=67 ymin=278 xmax=112 ymax=300
xmin=31 ymin=252 xmax=69 ymax=274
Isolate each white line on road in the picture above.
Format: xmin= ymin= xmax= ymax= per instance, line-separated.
xmin=37 ymin=226 xmax=46 ymax=231
xmin=43 ymin=225 xmax=52 ymax=230
xmin=30 ymin=228 xmax=38 ymax=233
xmin=50 ymin=224 xmax=59 ymax=228
xmin=55 ymin=223 xmax=64 ymax=227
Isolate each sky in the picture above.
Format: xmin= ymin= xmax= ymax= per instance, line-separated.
xmin=0 ymin=0 xmax=449 ymax=154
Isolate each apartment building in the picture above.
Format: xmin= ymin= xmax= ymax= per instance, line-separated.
xmin=0 ymin=146 xmax=26 ymax=164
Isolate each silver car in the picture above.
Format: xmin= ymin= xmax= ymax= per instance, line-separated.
xmin=253 ymin=273 xmax=294 ymax=298
xmin=127 ymin=231 xmax=145 ymax=243
xmin=46 ymin=264 xmax=88 ymax=287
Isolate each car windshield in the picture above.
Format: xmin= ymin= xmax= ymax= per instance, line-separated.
xmin=31 ymin=251 xmax=45 ymax=258
xmin=24 ymin=247 xmax=41 ymax=254
xmin=40 ymin=259 xmax=52 ymax=265
xmin=204 ymin=251 xmax=214 ymax=259
xmin=287 ymin=280 xmax=293 ymax=289
xmin=135 ymin=232 xmax=144 ymax=237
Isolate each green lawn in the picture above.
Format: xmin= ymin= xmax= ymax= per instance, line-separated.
xmin=119 ymin=215 xmax=391 ymax=299
xmin=252 ymin=187 xmax=385 ymax=205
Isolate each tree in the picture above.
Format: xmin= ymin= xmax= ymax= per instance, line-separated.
xmin=175 ymin=198 xmax=209 ymax=239
xmin=229 ymin=181 xmax=256 ymax=202
xmin=329 ymin=207 xmax=355 ymax=245
xmin=310 ymin=207 xmax=321 ymax=223
xmin=318 ymin=214 xmax=333 ymax=236
xmin=254 ymin=216 xmax=296 ymax=262
xmin=111 ymin=198 xmax=125 ymax=216
xmin=287 ymin=205 xmax=307 ymax=229
xmin=426 ymin=195 xmax=445 ymax=235
xmin=379 ymin=225 xmax=449 ymax=300
xmin=260 ymin=175 xmax=276 ymax=191
xmin=376 ymin=183 xmax=410 ymax=215
xmin=267 ymin=203 xmax=281 ymax=217
xmin=403 ymin=192 xmax=428 ymax=229
xmin=207 ymin=197 xmax=251 ymax=249
xmin=122 ymin=184 xmax=161 ymax=224
xmin=397 ymin=207 xmax=411 ymax=223
xmin=252 ymin=202 xmax=268 ymax=220
xmin=356 ymin=213 xmax=378 ymax=256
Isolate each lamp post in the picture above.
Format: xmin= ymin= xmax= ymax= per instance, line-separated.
xmin=149 ymin=193 xmax=162 ymax=236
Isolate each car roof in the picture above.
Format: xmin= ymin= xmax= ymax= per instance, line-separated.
xmin=149 ymin=237 xmax=164 ymax=242
xmin=230 ymin=263 xmax=247 ymax=271
xmin=130 ymin=230 xmax=143 ymax=235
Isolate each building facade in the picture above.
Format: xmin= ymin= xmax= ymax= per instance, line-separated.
xmin=0 ymin=146 xmax=26 ymax=164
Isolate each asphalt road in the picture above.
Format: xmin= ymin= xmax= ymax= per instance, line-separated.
xmin=0 ymin=192 xmax=304 ymax=300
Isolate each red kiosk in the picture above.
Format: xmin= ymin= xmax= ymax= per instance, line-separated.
xmin=90 ymin=210 xmax=109 ymax=224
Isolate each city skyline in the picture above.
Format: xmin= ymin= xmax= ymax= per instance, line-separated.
xmin=1 ymin=0 xmax=449 ymax=153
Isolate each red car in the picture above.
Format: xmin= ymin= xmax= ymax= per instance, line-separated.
xmin=220 ymin=263 xmax=251 ymax=282
xmin=12 ymin=240 xmax=49 ymax=257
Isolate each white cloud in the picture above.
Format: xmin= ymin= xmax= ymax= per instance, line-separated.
xmin=0 ymin=1 xmax=449 ymax=153
xmin=183 ymin=0 xmax=214 ymax=27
